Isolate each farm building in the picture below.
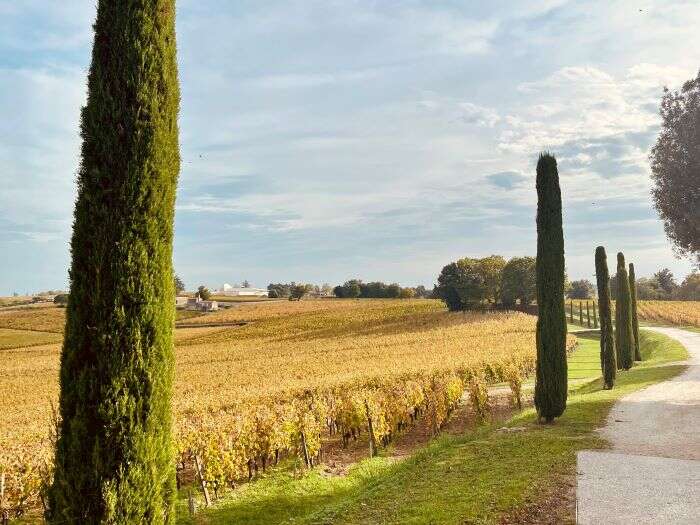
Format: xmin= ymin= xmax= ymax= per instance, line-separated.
xmin=215 ymin=283 xmax=267 ymax=297
xmin=185 ymin=296 xmax=218 ymax=312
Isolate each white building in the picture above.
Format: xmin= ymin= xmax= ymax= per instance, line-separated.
xmin=185 ymin=296 xmax=218 ymax=312
xmin=215 ymin=283 xmax=267 ymax=297
xmin=175 ymin=296 xmax=188 ymax=307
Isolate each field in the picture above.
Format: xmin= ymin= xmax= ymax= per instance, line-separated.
xmin=566 ymin=299 xmax=699 ymax=329
xmin=636 ymin=300 xmax=700 ymax=327
xmin=1 ymin=299 xmax=575 ymax=519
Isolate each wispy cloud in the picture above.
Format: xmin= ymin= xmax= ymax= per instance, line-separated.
xmin=1 ymin=1 xmax=698 ymax=293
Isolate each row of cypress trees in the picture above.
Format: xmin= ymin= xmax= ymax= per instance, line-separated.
xmin=594 ymin=247 xmax=642 ymax=390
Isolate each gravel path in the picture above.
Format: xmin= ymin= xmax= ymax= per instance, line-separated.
xmin=576 ymin=326 xmax=700 ymax=524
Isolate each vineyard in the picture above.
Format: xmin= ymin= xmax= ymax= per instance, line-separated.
xmin=635 ymin=300 xmax=700 ymax=327
xmin=566 ymin=299 xmax=700 ymax=329
xmin=1 ymin=299 xmax=571 ymax=519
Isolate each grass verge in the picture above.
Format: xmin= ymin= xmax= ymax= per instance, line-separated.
xmin=176 ymin=329 xmax=688 ymax=525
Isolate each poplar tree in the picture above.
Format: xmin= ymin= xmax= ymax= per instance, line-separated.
xmin=629 ymin=263 xmax=642 ymax=361
xmin=534 ymin=153 xmax=568 ymax=422
xmin=615 ymin=253 xmax=634 ymax=370
xmin=49 ymin=1 xmax=180 ymax=523
xmin=595 ymin=247 xmax=615 ymax=389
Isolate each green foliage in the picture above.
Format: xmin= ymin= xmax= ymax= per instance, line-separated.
xmin=567 ymin=279 xmax=594 ymax=299
xmin=629 ymin=263 xmax=641 ymax=361
xmin=290 ymin=283 xmax=313 ymax=300
xmin=333 ymin=280 xmax=361 ymax=298
xmin=197 ymin=285 xmax=212 ymax=301
xmin=500 ymin=256 xmax=536 ymax=307
xmin=677 ymin=272 xmax=700 ymax=300
xmin=653 ymin=268 xmax=678 ymax=296
xmin=595 ymin=247 xmax=616 ymax=389
xmin=268 ymin=283 xmax=292 ymax=298
xmin=614 ymin=253 xmax=635 ymax=370
xmin=53 ymin=294 xmax=69 ymax=306
xmin=533 ymin=153 xmax=568 ymax=422
xmin=333 ymin=280 xmax=415 ymax=300
xmin=477 ymin=255 xmax=507 ymax=303
xmin=49 ymin=2 xmax=180 ymax=522
xmin=650 ymin=70 xmax=700 ymax=266
xmin=174 ymin=275 xmax=185 ymax=295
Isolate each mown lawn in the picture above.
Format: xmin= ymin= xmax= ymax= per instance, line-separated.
xmin=176 ymin=329 xmax=687 ymax=524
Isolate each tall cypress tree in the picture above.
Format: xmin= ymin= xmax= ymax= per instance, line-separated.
xmin=629 ymin=263 xmax=642 ymax=361
xmin=534 ymin=153 xmax=568 ymax=422
xmin=615 ymin=253 xmax=634 ymax=370
xmin=49 ymin=2 xmax=180 ymax=523
xmin=595 ymin=247 xmax=615 ymax=389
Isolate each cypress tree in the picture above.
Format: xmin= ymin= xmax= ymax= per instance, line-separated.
xmin=595 ymin=247 xmax=615 ymax=389
xmin=629 ymin=263 xmax=642 ymax=361
xmin=534 ymin=153 xmax=568 ymax=422
xmin=49 ymin=2 xmax=180 ymax=523
xmin=614 ymin=253 xmax=634 ymax=370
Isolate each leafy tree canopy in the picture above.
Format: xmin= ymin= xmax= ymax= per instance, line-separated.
xmin=650 ymin=70 xmax=700 ymax=266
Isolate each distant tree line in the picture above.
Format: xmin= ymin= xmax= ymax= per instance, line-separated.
xmin=574 ymin=268 xmax=700 ymax=301
xmin=435 ymin=255 xmax=537 ymax=311
xmin=332 ymin=280 xmax=430 ymax=299
xmin=268 ymin=282 xmax=334 ymax=299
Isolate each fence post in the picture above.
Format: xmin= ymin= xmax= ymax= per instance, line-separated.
xmin=593 ymin=300 xmax=598 ymax=328
xmin=569 ymin=300 xmax=574 ymax=323
xmin=193 ymin=454 xmax=212 ymax=507
xmin=586 ymin=301 xmax=591 ymax=327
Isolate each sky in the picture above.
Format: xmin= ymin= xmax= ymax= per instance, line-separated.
xmin=1 ymin=0 xmax=699 ymax=295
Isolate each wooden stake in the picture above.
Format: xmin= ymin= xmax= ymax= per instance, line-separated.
xmin=364 ymin=399 xmax=377 ymax=457
xmin=193 ymin=454 xmax=211 ymax=507
xmin=300 ymin=431 xmax=311 ymax=468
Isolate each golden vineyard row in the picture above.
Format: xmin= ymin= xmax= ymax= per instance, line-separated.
xmin=2 ymin=300 xmax=568 ymax=519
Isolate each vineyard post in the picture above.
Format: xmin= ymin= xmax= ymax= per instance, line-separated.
xmin=579 ymin=303 xmax=583 ymax=325
xmin=300 ymin=432 xmax=311 ymax=468
xmin=569 ymin=300 xmax=573 ymax=323
xmin=586 ymin=301 xmax=591 ymax=327
xmin=193 ymin=455 xmax=211 ymax=507
xmin=593 ymin=300 xmax=598 ymax=328
xmin=364 ymin=400 xmax=378 ymax=457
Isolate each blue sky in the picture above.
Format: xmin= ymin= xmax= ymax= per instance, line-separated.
xmin=1 ymin=1 xmax=698 ymax=294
